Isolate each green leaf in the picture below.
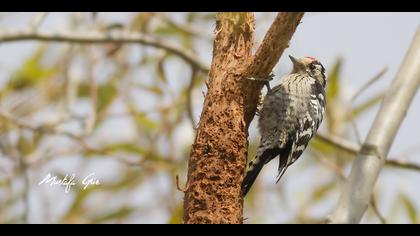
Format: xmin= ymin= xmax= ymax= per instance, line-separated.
xmin=167 ymin=203 xmax=183 ymax=224
xmin=77 ymin=83 xmax=90 ymax=97
xmin=326 ymin=57 xmax=342 ymax=101
xmin=310 ymin=180 xmax=336 ymax=203
xmin=310 ymin=138 xmax=336 ymax=155
xmin=155 ymin=24 xmax=183 ymax=36
xmin=157 ymin=57 xmax=167 ymax=83
xmin=400 ymin=193 xmax=418 ymax=223
xmin=134 ymin=113 xmax=158 ymax=132
xmin=350 ymin=91 xmax=384 ymax=118
xmin=101 ymin=143 xmax=146 ymax=155
xmin=9 ymin=46 xmax=57 ymax=90
xmin=137 ymin=84 xmax=163 ymax=96
xmin=60 ymin=173 xmax=98 ymax=221
xmin=17 ymin=135 xmax=34 ymax=156
xmin=324 ymin=57 xmax=343 ymax=134
xmin=96 ymin=81 xmax=118 ymax=114
xmin=77 ymin=80 xmax=118 ymax=114
xmin=130 ymin=12 xmax=153 ymax=32
xmin=200 ymin=13 xmax=217 ymax=21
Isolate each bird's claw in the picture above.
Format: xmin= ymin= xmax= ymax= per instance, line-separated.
xmin=246 ymin=72 xmax=275 ymax=92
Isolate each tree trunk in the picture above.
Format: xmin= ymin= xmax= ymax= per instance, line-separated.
xmin=183 ymin=12 xmax=304 ymax=224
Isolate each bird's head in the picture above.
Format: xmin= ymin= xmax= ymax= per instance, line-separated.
xmin=289 ymin=55 xmax=327 ymax=88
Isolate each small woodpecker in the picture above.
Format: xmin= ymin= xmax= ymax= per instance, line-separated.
xmin=242 ymin=55 xmax=327 ymax=196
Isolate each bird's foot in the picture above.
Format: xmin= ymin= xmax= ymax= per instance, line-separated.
xmin=246 ymin=72 xmax=275 ymax=92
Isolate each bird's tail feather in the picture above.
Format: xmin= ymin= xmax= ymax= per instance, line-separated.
xmin=242 ymin=148 xmax=279 ymax=196
xmin=242 ymin=158 xmax=265 ymax=197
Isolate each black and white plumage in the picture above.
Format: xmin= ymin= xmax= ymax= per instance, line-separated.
xmin=242 ymin=55 xmax=327 ymax=196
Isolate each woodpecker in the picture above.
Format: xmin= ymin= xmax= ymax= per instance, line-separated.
xmin=242 ymin=55 xmax=327 ymax=196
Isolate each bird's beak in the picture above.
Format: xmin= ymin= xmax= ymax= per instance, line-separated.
xmin=289 ymin=55 xmax=299 ymax=64
xmin=289 ymin=55 xmax=305 ymax=71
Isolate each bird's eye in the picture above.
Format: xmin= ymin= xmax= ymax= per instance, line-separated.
xmin=309 ymin=63 xmax=316 ymax=70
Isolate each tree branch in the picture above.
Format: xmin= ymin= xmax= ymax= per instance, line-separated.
xmin=316 ymin=132 xmax=420 ymax=173
xmin=183 ymin=12 xmax=305 ymax=224
xmin=246 ymin=12 xmax=304 ymax=78
xmin=186 ymin=67 xmax=198 ymax=129
xmin=29 ymin=12 xmax=48 ymax=31
xmin=328 ymin=26 xmax=420 ymax=224
xmin=385 ymin=159 xmax=420 ymax=172
xmin=315 ymin=133 xmax=359 ymax=155
xmin=0 ymin=29 xmax=209 ymax=73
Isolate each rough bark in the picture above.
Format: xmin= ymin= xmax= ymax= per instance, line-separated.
xmin=183 ymin=12 xmax=304 ymax=224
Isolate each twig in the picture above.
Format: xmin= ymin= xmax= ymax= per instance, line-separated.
xmin=64 ymin=45 xmax=78 ymax=113
xmin=155 ymin=13 xmax=210 ymax=39
xmin=246 ymin=12 xmax=305 ymax=78
xmin=0 ymin=29 xmax=209 ymax=73
xmin=176 ymin=175 xmax=189 ymax=192
xmin=315 ymin=133 xmax=359 ymax=155
xmin=370 ymin=194 xmax=387 ymax=224
xmin=348 ymin=68 xmax=388 ymax=145
xmin=351 ymin=67 xmax=388 ymax=102
xmin=0 ymin=110 xmax=82 ymax=142
xmin=0 ymin=109 xmax=176 ymax=172
xmin=349 ymin=117 xmax=363 ymax=145
xmin=6 ymin=137 xmax=30 ymax=224
xmin=315 ymin=132 xmax=420 ymax=172
xmin=18 ymin=154 xmax=30 ymax=224
xmin=385 ymin=159 xmax=420 ymax=172
xmin=328 ymin=26 xmax=420 ymax=224
xmin=186 ymin=67 xmax=198 ymax=129
xmin=24 ymin=146 xmax=80 ymax=168
xmin=84 ymin=50 xmax=98 ymax=135
xmin=312 ymin=149 xmax=346 ymax=181
xmin=29 ymin=12 xmax=48 ymax=32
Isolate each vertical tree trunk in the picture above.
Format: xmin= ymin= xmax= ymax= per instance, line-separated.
xmin=183 ymin=12 xmax=304 ymax=224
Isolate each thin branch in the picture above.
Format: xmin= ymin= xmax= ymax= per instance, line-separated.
xmin=155 ymin=13 xmax=210 ymax=39
xmin=18 ymin=154 xmax=30 ymax=224
xmin=84 ymin=50 xmax=98 ymax=136
xmin=176 ymin=175 xmax=189 ymax=193
xmin=0 ymin=29 xmax=209 ymax=73
xmin=29 ymin=12 xmax=48 ymax=31
xmin=370 ymin=194 xmax=387 ymax=224
xmin=385 ymin=159 xmax=420 ymax=172
xmin=5 ymin=135 xmax=30 ymax=224
xmin=315 ymin=133 xmax=359 ymax=155
xmin=186 ymin=67 xmax=198 ymax=129
xmin=328 ymin=27 xmax=420 ymax=224
xmin=312 ymin=149 xmax=346 ymax=181
xmin=0 ymin=110 xmax=82 ymax=142
xmin=349 ymin=117 xmax=363 ymax=145
xmin=351 ymin=67 xmax=388 ymax=102
xmin=348 ymin=67 xmax=388 ymax=145
xmin=246 ymin=12 xmax=305 ymax=78
xmin=316 ymin=132 xmax=420 ymax=172
xmin=64 ymin=46 xmax=78 ymax=113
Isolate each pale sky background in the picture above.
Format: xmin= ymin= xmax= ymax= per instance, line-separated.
xmin=0 ymin=12 xmax=419 ymax=223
